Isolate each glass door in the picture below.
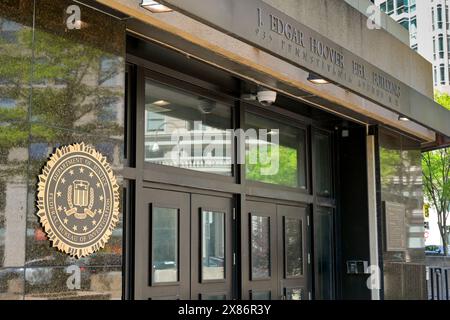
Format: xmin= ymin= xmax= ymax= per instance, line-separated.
xmin=134 ymin=188 xmax=233 ymax=300
xmin=242 ymin=201 xmax=310 ymax=300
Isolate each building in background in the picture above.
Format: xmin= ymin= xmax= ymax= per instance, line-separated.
xmin=375 ymin=0 xmax=450 ymax=93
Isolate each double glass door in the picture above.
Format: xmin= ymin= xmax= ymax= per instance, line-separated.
xmin=134 ymin=188 xmax=233 ymax=300
xmin=242 ymin=201 xmax=310 ymax=300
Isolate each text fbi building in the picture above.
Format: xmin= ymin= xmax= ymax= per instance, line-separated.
xmin=0 ymin=0 xmax=449 ymax=300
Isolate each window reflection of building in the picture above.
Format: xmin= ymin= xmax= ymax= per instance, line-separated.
xmin=144 ymin=80 xmax=232 ymax=176
xmin=379 ymin=128 xmax=426 ymax=299
xmin=201 ymin=211 xmax=225 ymax=281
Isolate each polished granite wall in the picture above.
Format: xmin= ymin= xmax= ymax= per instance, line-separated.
xmin=378 ymin=127 xmax=427 ymax=300
xmin=0 ymin=0 xmax=125 ymax=299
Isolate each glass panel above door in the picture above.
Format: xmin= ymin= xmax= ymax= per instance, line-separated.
xmin=245 ymin=112 xmax=306 ymax=189
xmin=201 ymin=210 xmax=225 ymax=281
xmin=144 ymin=80 xmax=232 ymax=176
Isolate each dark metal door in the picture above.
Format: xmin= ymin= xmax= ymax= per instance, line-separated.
xmin=242 ymin=201 xmax=309 ymax=300
xmin=135 ymin=188 xmax=190 ymax=300
xmin=135 ymin=188 xmax=233 ymax=299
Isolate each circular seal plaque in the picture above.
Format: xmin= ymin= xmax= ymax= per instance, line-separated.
xmin=37 ymin=143 xmax=120 ymax=258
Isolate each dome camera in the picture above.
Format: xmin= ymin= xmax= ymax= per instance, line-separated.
xmin=197 ymin=98 xmax=216 ymax=114
xmin=257 ymin=90 xmax=277 ymax=106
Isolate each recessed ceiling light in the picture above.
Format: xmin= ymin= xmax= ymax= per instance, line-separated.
xmin=141 ymin=0 xmax=173 ymax=13
xmin=398 ymin=115 xmax=410 ymax=121
xmin=307 ymin=72 xmax=330 ymax=84
xmin=152 ymin=100 xmax=170 ymax=106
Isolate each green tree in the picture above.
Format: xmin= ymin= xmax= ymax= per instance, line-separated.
xmin=434 ymin=91 xmax=450 ymax=110
xmin=0 ymin=6 xmax=125 ymax=267
xmin=423 ymin=91 xmax=450 ymax=255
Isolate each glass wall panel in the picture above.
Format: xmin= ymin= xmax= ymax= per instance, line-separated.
xmin=152 ymin=207 xmax=178 ymax=283
xmin=314 ymin=132 xmax=332 ymax=197
xmin=22 ymin=1 xmax=125 ymax=300
xmin=378 ymin=128 xmax=426 ymax=299
xmin=144 ymin=80 xmax=232 ymax=176
xmin=201 ymin=211 xmax=225 ymax=281
xmin=245 ymin=112 xmax=306 ymax=188
xmin=284 ymin=217 xmax=303 ymax=277
xmin=314 ymin=207 xmax=334 ymax=300
xmin=250 ymin=215 xmax=270 ymax=279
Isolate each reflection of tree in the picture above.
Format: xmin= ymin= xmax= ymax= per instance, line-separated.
xmin=423 ymin=149 xmax=450 ymax=255
xmin=251 ymin=216 xmax=269 ymax=278
xmin=31 ymin=30 xmax=123 ymax=136
xmin=379 ymin=133 xmax=424 ymax=263
xmin=380 ymin=145 xmax=421 ymax=199
xmin=380 ymin=148 xmax=401 ymax=191
xmin=246 ymin=145 xmax=297 ymax=187
xmin=285 ymin=218 xmax=302 ymax=276
xmin=424 ymin=92 xmax=450 ymax=255
xmin=0 ymin=9 xmax=124 ymax=267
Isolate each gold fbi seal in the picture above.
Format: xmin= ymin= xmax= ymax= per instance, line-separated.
xmin=37 ymin=143 xmax=120 ymax=258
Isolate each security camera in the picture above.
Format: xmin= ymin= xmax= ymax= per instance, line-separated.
xmin=198 ymin=98 xmax=215 ymax=114
xmin=257 ymin=90 xmax=277 ymax=106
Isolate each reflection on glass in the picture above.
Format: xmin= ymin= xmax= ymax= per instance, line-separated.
xmin=379 ymin=129 xmax=425 ymax=299
xmin=32 ymin=0 xmax=125 ymax=137
xmin=315 ymin=207 xmax=334 ymax=300
xmin=251 ymin=215 xmax=270 ymax=279
xmin=0 ymin=3 xmax=32 ymax=269
xmin=144 ymin=80 xmax=232 ymax=176
xmin=285 ymin=287 xmax=303 ymax=300
xmin=24 ymin=266 xmax=122 ymax=300
xmin=0 ymin=268 xmax=24 ymax=300
xmin=0 ymin=0 xmax=125 ymax=278
xmin=314 ymin=132 xmax=332 ymax=196
xmin=245 ymin=112 xmax=306 ymax=188
xmin=202 ymin=211 xmax=225 ymax=281
xmin=251 ymin=290 xmax=271 ymax=300
xmin=201 ymin=294 xmax=226 ymax=300
xmin=152 ymin=207 xmax=178 ymax=283
xmin=284 ymin=217 xmax=303 ymax=277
